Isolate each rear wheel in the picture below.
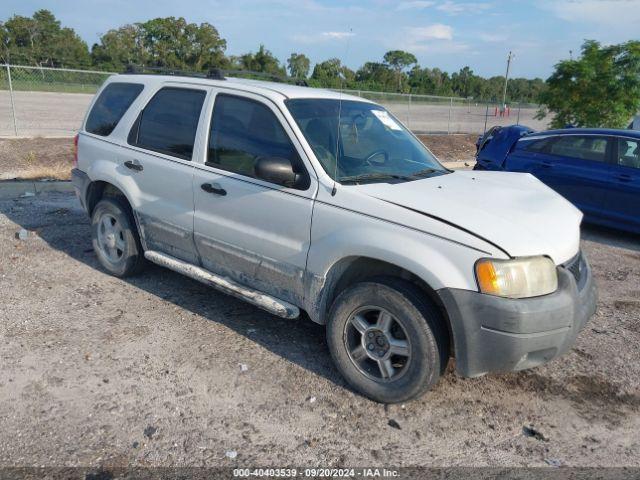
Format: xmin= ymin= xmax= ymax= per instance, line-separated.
xmin=327 ymin=277 xmax=448 ymax=403
xmin=91 ymin=197 xmax=145 ymax=277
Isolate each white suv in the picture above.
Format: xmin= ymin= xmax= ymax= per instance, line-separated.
xmin=72 ymin=72 xmax=597 ymax=403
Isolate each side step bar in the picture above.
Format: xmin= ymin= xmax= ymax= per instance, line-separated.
xmin=144 ymin=250 xmax=300 ymax=319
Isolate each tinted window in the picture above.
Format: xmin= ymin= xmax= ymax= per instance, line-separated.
xmin=617 ymin=138 xmax=640 ymax=169
xmin=132 ymin=87 xmax=206 ymax=160
xmin=549 ymin=135 xmax=608 ymax=162
xmin=520 ymin=136 xmax=553 ymax=152
xmin=85 ymin=83 xmax=143 ymax=136
xmin=208 ymin=94 xmax=300 ymax=178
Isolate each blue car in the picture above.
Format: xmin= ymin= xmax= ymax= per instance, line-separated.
xmin=474 ymin=126 xmax=640 ymax=234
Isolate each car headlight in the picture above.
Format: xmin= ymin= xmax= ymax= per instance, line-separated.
xmin=475 ymin=256 xmax=558 ymax=299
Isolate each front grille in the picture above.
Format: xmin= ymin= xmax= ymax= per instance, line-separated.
xmin=564 ymin=251 xmax=583 ymax=284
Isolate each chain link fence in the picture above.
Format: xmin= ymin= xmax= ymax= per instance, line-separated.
xmin=0 ymin=64 xmax=548 ymax=137
xmin=0 ymin=64 xmax=114 ymax=137
xmin=347 ymin=89 xmax=548 ymax=135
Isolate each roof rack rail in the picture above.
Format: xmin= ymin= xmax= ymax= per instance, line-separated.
xmin=123 ymin=64 xmax=226 ymax=81
xmin=121 ymin=65 xmax=309 ymax=87
xmin=223 ymin=69 xmax=308 ymax=86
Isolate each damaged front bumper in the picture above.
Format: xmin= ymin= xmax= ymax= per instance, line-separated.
xmin=437 ymin=251 xmax=597 ymax=377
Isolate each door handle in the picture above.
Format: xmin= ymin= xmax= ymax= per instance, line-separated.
xmin=201 ymin=182 xmax=227 ymax=196
xmin=124 ymin=160 xmax=143 ymax=172
xmin=617 ymin=174 xmax=632 ymax=182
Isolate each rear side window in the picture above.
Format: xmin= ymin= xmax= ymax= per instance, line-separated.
xmin=85 ymin=83 xmax=144 ymax=136
xmin=207 ymin=94 xmax=300 ymax=178
xmin=548 ymin=135 xmax=609 ymax=163
xmin=130 ymin=87 xmax=206 ymax=160
xmin=617 ymin=138 xmax=640 ymax=169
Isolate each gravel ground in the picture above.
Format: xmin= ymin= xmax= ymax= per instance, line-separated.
xmin=0 ymin=192 xmax=639 ymax=468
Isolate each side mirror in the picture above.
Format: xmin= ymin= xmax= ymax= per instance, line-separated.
xmin=255 ymin=156 xmax=307 ymax=189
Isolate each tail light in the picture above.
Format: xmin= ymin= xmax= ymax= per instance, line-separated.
xmin=73 ymin=134 xmax=79 ymax=168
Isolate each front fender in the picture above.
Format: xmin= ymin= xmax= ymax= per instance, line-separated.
xmin=304 ymin=201 xmax=495 ymax=323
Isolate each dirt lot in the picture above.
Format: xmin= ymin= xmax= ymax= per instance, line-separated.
xmin=0 ymin=136 xmax=475 ymax=182
xmin=0 ymin=137 xmax=73 ymax=180
xmin=417 ymin=134 xmax=477 ymax=163
xmin=0 ymin=191 xmax=639 ymax=469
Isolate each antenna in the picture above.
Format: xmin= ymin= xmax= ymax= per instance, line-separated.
xmin=331 ymin=27 xmax=353 ymax=197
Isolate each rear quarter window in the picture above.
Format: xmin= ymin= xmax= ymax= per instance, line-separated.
xmin=85 ymin=83 xmax=144 ymax=136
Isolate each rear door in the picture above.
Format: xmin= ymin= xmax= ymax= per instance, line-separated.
xmin=192 ymin=91 xmax=317 ymax=306
xmin=605 ymin=137 xmax=640 ymax=230
xmin=125 ymin=84 xmax=209 ymax=263
xmin=525 ymin=134 xmax=614 ymax=217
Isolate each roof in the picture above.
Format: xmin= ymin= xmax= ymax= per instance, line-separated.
xmin=112 ymin=73 xmax=370 ymax=104
xmin=528 ymin=127 xmax=640 ymax=139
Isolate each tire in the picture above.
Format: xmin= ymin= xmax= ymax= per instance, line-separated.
xmin=91 ymin=197 xmax=145 ymax=277
xmin=326 ymin=277 xmax=448 ymax=403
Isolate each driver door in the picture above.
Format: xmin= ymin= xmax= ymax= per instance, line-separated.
xmin=192 ymin=91 xmax=317 ymax=306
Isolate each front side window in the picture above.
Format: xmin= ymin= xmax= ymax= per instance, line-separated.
xmin=85 ymin=82 xmax=144 ymax=136
xmin=617 ymin=138 xmax=640 ymax=169
xmin=207 ymin=94 xmax=300 ymax=178
xmin=286 ymin=99 xmax=447 ymax=183
xmin=131 ymin=87 xmax=206 ymax=160
xmin=548 ymin=135 xmax=609 ymax=163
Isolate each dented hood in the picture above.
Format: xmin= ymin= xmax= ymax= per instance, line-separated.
xmin=355 ymin=170 xmax=582 ymax=264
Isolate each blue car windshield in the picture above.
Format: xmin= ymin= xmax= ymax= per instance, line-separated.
xmin=285 ymin=99 xmax=448 ymax=183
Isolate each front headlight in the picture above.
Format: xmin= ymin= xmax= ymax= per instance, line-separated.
xmin=475 ymin=256 xmax=558 ymax=299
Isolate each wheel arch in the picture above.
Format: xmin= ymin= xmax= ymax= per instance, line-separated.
xmin=85 ymin=180 xmax=145 ymax=249
xmin=85 ymin=180 xmax=131 ymax=216
xmin=308 ymin=255 xmax=454 ymax=354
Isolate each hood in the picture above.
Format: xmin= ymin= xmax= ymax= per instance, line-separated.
xmin=355 ymin=170 xmax=582 ymax=265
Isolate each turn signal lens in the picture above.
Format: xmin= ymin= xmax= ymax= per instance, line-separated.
xmin=475 ymin=256 xmax=558 ymax=299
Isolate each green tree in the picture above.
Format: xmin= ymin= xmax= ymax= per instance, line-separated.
xmin=91 ymin=17 xmax=226 ymax=71
xmin=91 ymin=25 xmax=144 ymax=70
xmin=310 ymin=58 xmax=355 ymax=89
xmin=1 ymin=9 xmax=89 ymax=67
xmin=287 ymin=52 xmax=310 ymax=79
xmin=355 ymin=62 xmax=395 ymax=91
xmin=538 ymin=40 xmax=640 ymax=128
xmin=383 ymin=50 xmax=417 ymax=92
xmin=236 ymin=45 xmax=285 ymax=76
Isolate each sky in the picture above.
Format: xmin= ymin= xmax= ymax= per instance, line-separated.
xmin=2 ymin=0 xmax=640 ymax=79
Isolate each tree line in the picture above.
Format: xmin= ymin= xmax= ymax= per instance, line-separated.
xmin=2 ymin=10 xmax=639 ymax=126
xmin=0 ymin=10 xmax=544 ymax=103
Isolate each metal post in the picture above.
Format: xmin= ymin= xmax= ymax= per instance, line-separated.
xmin=483 ymin=103 xmax=489 ymax=135
xmin=407 ymin=93 xmax=411 ymax=128
xmin=501 ymin=51 xmax=513 ymax=112
xmin=447 ymin=97 xmax=452 ymax=135
xmin=6 ymin=64 xmax=18 ymax=136
xmin=516 ymin=103 xmax=521 ymax=125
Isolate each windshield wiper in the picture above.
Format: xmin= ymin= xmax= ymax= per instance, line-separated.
xmin=408 ymin=167 xmax=440 ymax=178
xmin=339 ymin=172 xmax=414 ymax=184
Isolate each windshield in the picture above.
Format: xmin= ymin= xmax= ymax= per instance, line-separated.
xmin=286 ymin=98 xmax=448 ymax=184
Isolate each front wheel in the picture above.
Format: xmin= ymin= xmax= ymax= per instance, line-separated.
xmin=326 ymin=278 xmax=448 ymax=403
